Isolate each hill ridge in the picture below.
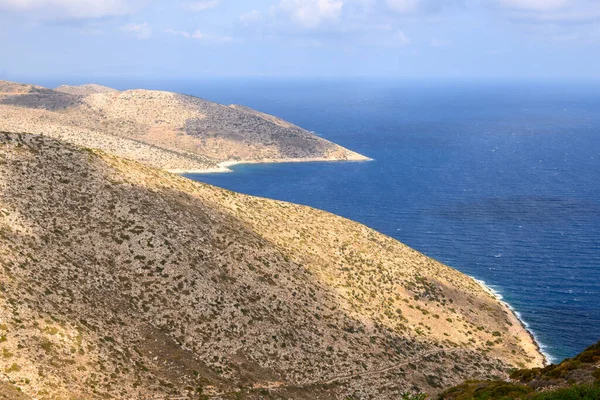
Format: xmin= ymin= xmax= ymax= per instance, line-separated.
xmin=0 ymin=132 xmax=543 ymax=399
xmin=0 ymin=80 xmax=369 ymax=173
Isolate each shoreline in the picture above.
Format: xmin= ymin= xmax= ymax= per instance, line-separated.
xmin=169 ymin=155 xmax=551 ymax=366
xmin=472 ymin=276 xmax=552 ymax=366
xmin=167 ymin=156 xmax=374 ymax=175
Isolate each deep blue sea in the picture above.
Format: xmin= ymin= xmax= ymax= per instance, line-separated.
xmin=43 ymin=77 xmax=600 ymax=363
xmin=181 ymin=79 xmax=600 ymax=363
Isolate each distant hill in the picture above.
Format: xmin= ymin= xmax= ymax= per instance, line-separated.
xmin=440 ymin=340 xmax=600 ymax=399
xmin=0 ymin=132 xmax=543 ymax=399
xmin=0 ymin=80 xmax=368 ymax=172
xmin=55 ymin=84 xmax=119 ymax=96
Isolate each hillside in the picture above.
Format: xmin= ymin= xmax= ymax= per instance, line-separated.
xmin=0 ymin=80 xmax=368 ymax=172
xmin=440 ymin=340 xmax=600 ymax=399
xmin=0 ymin=133 xmax=543 ymax=399
xmin=54 ymin=84 xmax=118 ymax=96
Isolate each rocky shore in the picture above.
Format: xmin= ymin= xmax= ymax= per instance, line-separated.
xmin=472 ymin=278 xmax=548 ymax=366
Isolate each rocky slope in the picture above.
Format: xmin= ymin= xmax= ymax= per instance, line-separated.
xmin=54 ymin=84 xmax=118 ymax=96
xmin=0 ymin=132 xmax=543 ymax=399
xmin=0 ymin=80 xmax=368 ymax=172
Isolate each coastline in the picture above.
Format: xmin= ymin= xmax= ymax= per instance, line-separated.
xmin=472 ymin=276 xmax=552 ymax=366
xmin=167 ymin=156 xmax=374 ymax=175
xmin=166 ymin=164 xmax=232 ymax=174
xmin=168 ymin=153 xmax=551 ymax=367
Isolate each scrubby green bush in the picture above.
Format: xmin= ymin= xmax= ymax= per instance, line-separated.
xmin=531 ymin=385 xmax=600 ymax=400
xmin=439 ymin=380 xmax=532 ymax=399
xmin=402 ymin=393 xmax=428 ymax=400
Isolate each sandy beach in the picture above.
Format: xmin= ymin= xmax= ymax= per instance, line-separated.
xmin=168 ymin=156 xmax=374 ymax=175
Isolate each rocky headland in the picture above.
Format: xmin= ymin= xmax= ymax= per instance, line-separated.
xmin=0 ymin=80 xmax=369 ymax=173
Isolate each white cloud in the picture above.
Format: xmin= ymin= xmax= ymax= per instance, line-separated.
xmin=492 ymin=1 xmax=600 ymax=45
xmin=183 ymin=0 xmax=221 ymax=12
xmin=165 ymin=28 xmax=191 ymax=38
xmin=498 ymin=0 xmax=600 ymax=25
xmin=396 ymin=30 xmax=410 ymax=45
xmin=430 ymin=38 xmax=452 ymax=47
xmin=552 ymin=32 xmax=580 ymax=42
xmin=0 ymin=0 xmax=144 ymax=19
xmin=191 ymin=29 xmax=206 ymax=40
xmin=242 ymin=0 xmax=598 ymax=47
xmin=276 ymin=0 xmax=344 ymax=29
xmin=524 ymin=7 xmax=600 ymax=23
xmin=165 ymin=28 xmax=235 ymax=43
xmin=385 ymin=0 xmax=420 ymax=13
xmin=122 ymin=22 xmax=151 ymax=39
xmin=240 ymin=10 xmax=262 ymax=26
xmin=498 ymin=0 xmax=569 ymax=11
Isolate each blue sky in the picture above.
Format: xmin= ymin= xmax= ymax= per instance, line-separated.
xmin=1 ymin=0 xmax=599 ymax=80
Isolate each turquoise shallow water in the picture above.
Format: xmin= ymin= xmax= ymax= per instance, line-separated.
xmin=180 ymin=79 xmax=600 ymax=363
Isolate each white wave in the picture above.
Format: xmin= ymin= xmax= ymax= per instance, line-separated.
xmin=472 ymin=276 xmax=557 ymax=364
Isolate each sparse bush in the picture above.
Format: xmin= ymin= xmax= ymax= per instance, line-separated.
xmin=5 ymin=363 xmax=20 ymax=373
xmin=402 ymin=393 xmax=428 ymax=400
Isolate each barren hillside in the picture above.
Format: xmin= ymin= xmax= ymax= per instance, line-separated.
xmin=55 ymin=84 xmax=118 ymax=96
xmin=0 ymin=133 xmax=543 ymax=399
xmin=0 ymin=81 xmax=368 ymax=172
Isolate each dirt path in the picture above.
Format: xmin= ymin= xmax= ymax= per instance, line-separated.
xmin=317 ymin=347 xmax=468 ymax=386
xmin=202 ymin=347 xmax=471 ymax=398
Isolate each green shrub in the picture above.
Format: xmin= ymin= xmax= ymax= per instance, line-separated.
xmin=402 ymin=393 xmax=428 ymax=400
xmin=531 ymin=385 xmax=600 ymax=400
xmin=439 ymin=380 xmax=532 ymax=399
xmin=5 ymin=363 xmax=20 ymax=373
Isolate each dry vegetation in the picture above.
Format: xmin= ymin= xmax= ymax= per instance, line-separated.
xmin=0 ymin=132 xmax=543 ymax=399
xmin=0 ymin=80 xmax=368 ymax=173
xmin=440 ymin=340 xmax=600 ymax=399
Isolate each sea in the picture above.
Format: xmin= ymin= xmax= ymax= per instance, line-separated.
xmin=43 ymin=77 xmax=600 ymax=363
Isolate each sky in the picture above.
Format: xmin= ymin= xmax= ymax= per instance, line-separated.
xmin=0 ymin=0 xmax=599 ymax=80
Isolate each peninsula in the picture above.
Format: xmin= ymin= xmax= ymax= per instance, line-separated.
xmin=0 ymin=80 xmax=369 ymax=173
